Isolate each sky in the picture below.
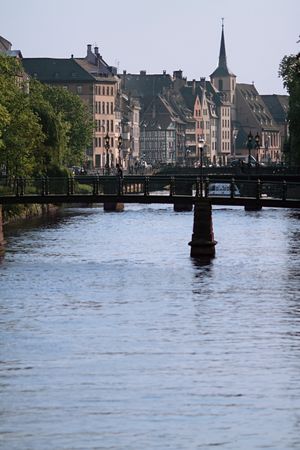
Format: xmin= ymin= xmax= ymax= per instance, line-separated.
xmin=1 ymin=0 xmax=299 ymax=95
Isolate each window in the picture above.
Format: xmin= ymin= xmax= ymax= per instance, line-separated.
xmin=95 ymin=154 xmax=101 ymax=167
xmin=77 ymin=86 xmax=82 ymax=94
xmin=218 ymin=79 xmax=223 ymax=91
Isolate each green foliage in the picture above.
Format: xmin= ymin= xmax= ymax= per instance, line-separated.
xmin=0 ymin=55 xmax=44 ymax=176
xmin=0 ymin=54 xmax=93 ymax=178
xmin=41 ymin=84 xmax=93 ymax=167
xmin=279 ymin=53 xmax=300 ymax=165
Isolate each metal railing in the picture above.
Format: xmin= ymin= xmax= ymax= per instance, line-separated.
xmin=0 ymin=175 xmax=299 ymax=202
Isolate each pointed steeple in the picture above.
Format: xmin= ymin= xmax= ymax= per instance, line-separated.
xmin=219 ymin=19 xmax=228 ymax=70
xmin=210 ymin=19 xmax=235 ymax=78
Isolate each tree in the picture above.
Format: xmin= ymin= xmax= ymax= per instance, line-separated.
xmin=279 ymin=53 xmax=300 ymax=165
xmin=33 ymin=82 xmax=93 ymax=168
xmin=29 ymin=80 xmax=70 ymax=174
xmin=0 ymin=54 xmax=93 ymax=178
xmin=0 ymin=55 xmax=44 ymax=177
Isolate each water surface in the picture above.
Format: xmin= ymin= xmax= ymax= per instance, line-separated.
xmin=1 ymin=204 xmax=300 ymax=449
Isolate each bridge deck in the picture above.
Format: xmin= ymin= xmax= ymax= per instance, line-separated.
xmin=0 ymin=175 xmax=299 ymax=208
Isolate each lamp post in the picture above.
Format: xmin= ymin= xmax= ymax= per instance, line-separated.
xmin=104 ymin=132 xmax=110 ymax=175
xmin=118 ymin=134 xmax=123 ymax=166
xmin=185 ymin=146 xmax=190 ymax=167
xmin=247 ymin=131 xmax=253 ymax=168
xmin=255 ymin=132 xmax=260 ymax=167
xmin=198 ymin=137 xmax=205 ymax=196
xmin=232 ymin=128 xmax=238 ymax=159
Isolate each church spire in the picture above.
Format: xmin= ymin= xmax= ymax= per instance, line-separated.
xmin=210 ymin=19 xmax=235 ymax=78
xmin=219 ymin=18 xmax=228 ymax=70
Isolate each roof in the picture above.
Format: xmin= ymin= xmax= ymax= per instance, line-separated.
xmin=75 ymin=57 xmax=116 ymax=77
xmin=122 ymin=73 xmax=173 ymax=100
xmin=0 ymin=36 xmax=12 ymax=52
xmin=261 ymin=94 xmax=289 ymax=124
xmin=22 ymin=58 xmax=95 ymax=82
xmin=237 ymin=83 xmax=278 ymax=130
xmin=142 ymin=94 xmax=185 ymax=130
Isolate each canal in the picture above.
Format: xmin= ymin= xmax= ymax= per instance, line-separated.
xmin=1 ymin=204 xmax=300 ymax=449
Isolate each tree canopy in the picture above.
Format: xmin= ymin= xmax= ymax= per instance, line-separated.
xmin=279 ymin=52 xmax=300 ymax=165
xmin=0 ymin=54 xmax=93 ymax=177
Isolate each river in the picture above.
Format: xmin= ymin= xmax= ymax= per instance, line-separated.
xmin=1 ymin=204 xmax=300 ymax=449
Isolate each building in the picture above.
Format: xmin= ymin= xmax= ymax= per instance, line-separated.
xmin=0 ymin=35 xmax=29 ymax=93
xmin=261 ymin=94 xmax=289 ymax=158
xmin=235 ymin=84 xmax=282 ymax=163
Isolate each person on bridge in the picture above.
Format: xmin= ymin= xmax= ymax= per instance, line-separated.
xmin=116 ymin=164 xmax=123 ymax=178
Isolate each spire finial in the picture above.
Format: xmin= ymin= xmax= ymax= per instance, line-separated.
xmin=222 ymin=17 xmax=224 ymax=29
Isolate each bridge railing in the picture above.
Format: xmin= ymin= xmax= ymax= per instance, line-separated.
xmin=0 ymin=176 xmax=300 ymax=202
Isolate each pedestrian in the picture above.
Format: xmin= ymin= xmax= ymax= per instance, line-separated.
xmin=116 ymin=163 xmax=123 ymax=178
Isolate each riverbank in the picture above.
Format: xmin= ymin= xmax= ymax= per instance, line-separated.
xmin=2 ymin=203 xmax=60 ymax=225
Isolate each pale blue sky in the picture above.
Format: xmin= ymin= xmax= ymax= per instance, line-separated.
xmin=1 ymin=0 xmax=299 ymax=94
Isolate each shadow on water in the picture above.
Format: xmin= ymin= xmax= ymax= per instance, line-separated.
xmin=3 ymin=207 xmax=97 ymax=237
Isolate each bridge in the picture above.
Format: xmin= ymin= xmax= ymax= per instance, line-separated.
xmin=1 ymin=175 xmax=300 ymax=258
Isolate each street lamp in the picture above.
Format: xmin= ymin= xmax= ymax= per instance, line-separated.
xmin=232 ymin=128 xmax=238 ymax=159
xmin=198 ymin=137 xmax=205 ymax=168
xmin=104 ymin=132 xmax=110 ymax=175
xmin=254 ymin=132 xmax=260 ymax=167
xmin=118 ymin=134 xmax=123 ymax=166
xmin=198 ymin=137 xmax=205 ymax=196
xmin=247 ymin=131 xmax=253 ymax=167
xmin=185 ymin=146 xmax=191 ymax=167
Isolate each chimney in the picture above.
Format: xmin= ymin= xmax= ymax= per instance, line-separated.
xmin=192 ymin=79 xmax=196 ymax=95
xmin=87 ymin=44 xmax=92 ymax=55
xmin=200 ymin=77 xmax=206 ymax=87
xmin=94 ymin=46 xmax=99 ymax=55
xmin=163 ymin=70 xmax=166 ymax=75
xmin=173 ymin=70 xmax=183 ymax=80
xmin=122 ymin=70 xmax=127 ymax=89
xmin=140 ymin=70 xmax=146 ymax=76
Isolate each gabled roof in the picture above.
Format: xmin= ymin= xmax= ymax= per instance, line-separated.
xmin=181 ymin=83 xmax=203 ymax=110
xmin=142 ymin=94 xmax=185 ymax=130
xmin=22 ymin=58 xmax=95 ymax=82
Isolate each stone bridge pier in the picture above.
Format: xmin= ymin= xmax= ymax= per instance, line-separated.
xmin=189 ymin=200 xmax=217 ymax=258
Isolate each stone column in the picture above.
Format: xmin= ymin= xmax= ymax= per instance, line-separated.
xmin=103 ymin=177 xmax=124 ymax=212
xmin=188 ymin=200 xmax=217 ymax=257
xmin=0 ymin=205 xmax=5 ymax=255
xmin=173 ymin=180 xmax=193 ymax=212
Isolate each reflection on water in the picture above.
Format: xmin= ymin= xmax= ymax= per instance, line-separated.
xmin=0 ymin=204 xmax=300 ymax=449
